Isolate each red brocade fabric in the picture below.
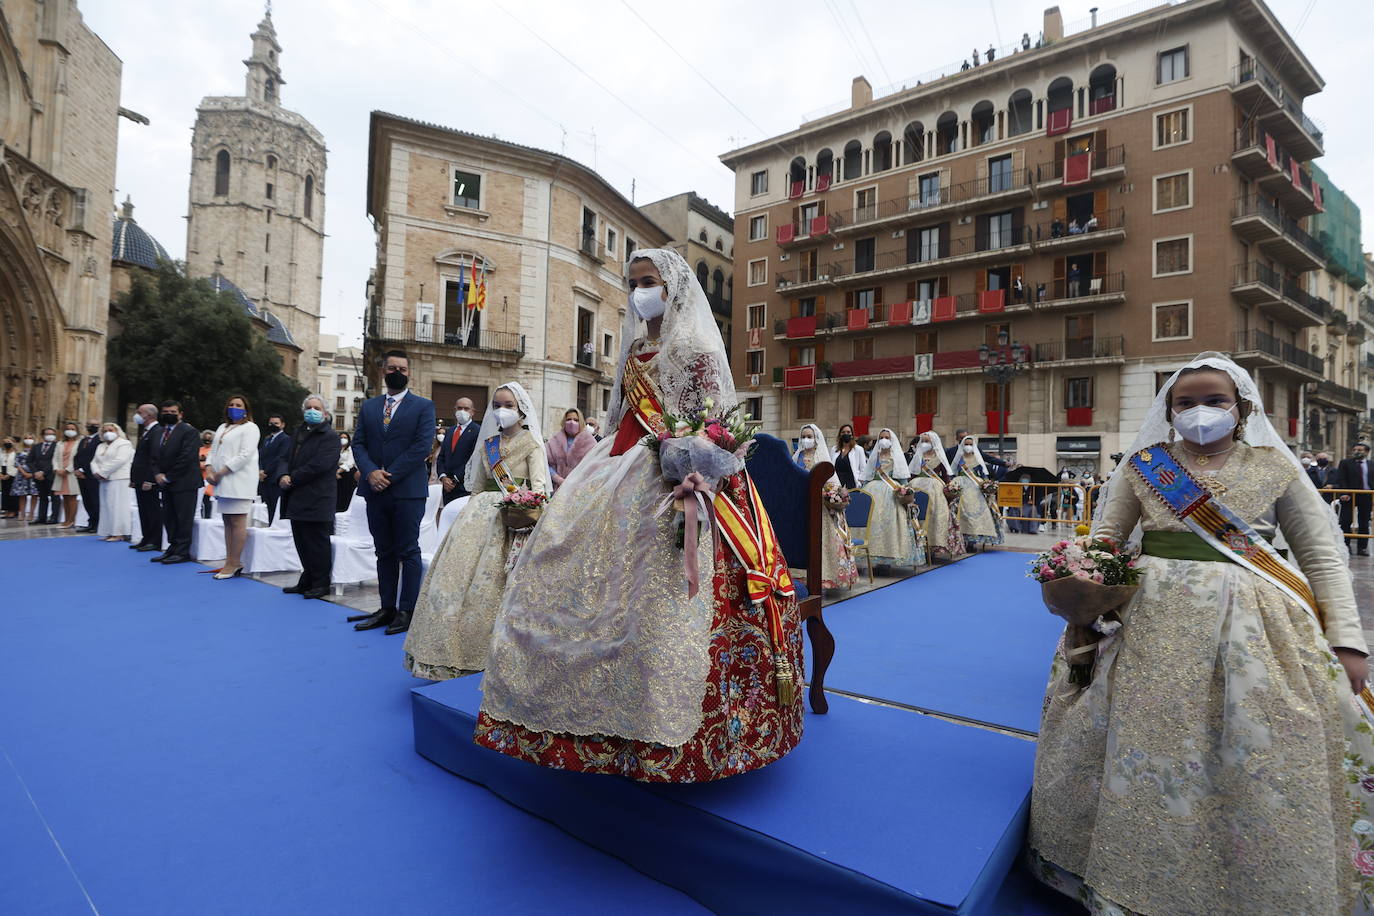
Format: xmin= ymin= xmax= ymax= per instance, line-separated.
xmin=473 ymin=472 xmax=806 ymax=783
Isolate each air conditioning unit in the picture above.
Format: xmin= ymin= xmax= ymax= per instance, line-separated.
xmin=779 ymin=252 xmax=790 ymax=261
xmin=892 ymin=230 xmax=905 ymax=238
xmin=958 ymin=215 xmax=973 ymax=225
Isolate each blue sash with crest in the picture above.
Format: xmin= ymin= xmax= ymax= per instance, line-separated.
xmin=484 ymin=435 xmax=519 ymax=495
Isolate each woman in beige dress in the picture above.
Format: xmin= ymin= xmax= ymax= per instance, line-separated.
xmin=1030 ymin=353 xmax=1374 ymax=915
xmin=792 ymin=423 xmax=858 ymax=590
xmin=908 ymin=431 xmax=964 ymax=561
xmin=857 ymin=427 xmax=924 ymax=568
xmin=53 ymin=422 xmax=82 ymax=527
xmin=403 ymin=382 xmax=550 ymax=680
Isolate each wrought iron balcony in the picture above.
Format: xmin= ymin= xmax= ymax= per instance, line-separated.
xmin=370 ymin=318 xmax=525 ymax=358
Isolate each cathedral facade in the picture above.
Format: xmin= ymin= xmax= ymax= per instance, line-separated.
xmin=185 ymin=12 xmax=325 ymax=390
xmin=0 ymin=0 xmax=121 ymax=433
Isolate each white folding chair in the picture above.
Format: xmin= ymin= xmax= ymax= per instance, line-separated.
xmin=241 ymin=514 xmax=301 ymax=575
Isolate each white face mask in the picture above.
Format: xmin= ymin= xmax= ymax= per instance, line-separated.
xmin=877 ymin=438 xmax=892 ymax=451
xmin=1172 ymin=404 xmax=1237 ymax=446
xmin=962 ymin=443 xmax=975 ymax=454
xmin=631 ymin=285 xmax=667 ymax=321
xmin=22 ymin=438 xmax=34 ymax=446
xmin=1301 ymin=457 xmax=1313 ymax=466
xmin=134 ymin=414 xmax=146 ymax=426
xmin=102 ymin=431 xmax=118 ymax=442
xmin=63 ymin=429 xmax=77 ymax=438
xmin=455 ymin=409 xmax=471 ymax=425
xmin=915 ymin=442 xmax=930 ymax=454
xmin=493 ymin=407 xmax=520 ymax=430
xmin=43 ymin=434 xmax=56 ymax=443
xmin=799 ymin=436 xmax=815 ymax=450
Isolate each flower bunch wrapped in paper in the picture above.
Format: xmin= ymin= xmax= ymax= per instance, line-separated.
xmin=1028 ymin=534 xmax=1141 ymax=685
xmin=496 ymin=488 xmax=547 ymax=531
xmin=943 ymin=480 xmax=962 ymax=502
xmin=822 ymin=480 xmax=850 ymax=510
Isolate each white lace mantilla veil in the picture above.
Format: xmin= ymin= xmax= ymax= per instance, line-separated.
xmin=462 ymin=380 xmax=545 ymax=493
xmin=609 ymin=248 xmax=736 ymax=431
xmin=953 ymin=434 xmax=990 ymax=474
xmin=1094 ymin=351 xmax=1349 ymax=565
xmin=794 ymin=423 xmax=839 ymax=485
xmin=862 ymin=427 xmax=911 ymax=481
xmin=919 ymin=430 xmax=955 ymax=476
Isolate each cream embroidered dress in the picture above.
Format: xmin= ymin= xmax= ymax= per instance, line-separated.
xmin=795 ymin=446 xmax=859 ymax=590
xmin=858 ymin=450 xmax=923 ymax=568
xmin=1030 ymin=441 xmax=1374 ymax=915
xmin=910 ymin=461 xmax=962 ymax=559
xmin=402 ymin=427 xmax=549 ymax=680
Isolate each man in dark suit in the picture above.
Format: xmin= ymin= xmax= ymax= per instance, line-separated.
xmin=73 ymin=419 xmax=101 ymax=532
xmin=130 ymin=403 xmax=163 ymax=551
xmin=276 ymin=396 xmax=343 ymax=599
xmin=148 ymin=400 xmax=200 ymax=564
xmin=1309 ymin=451 xmax=1337 ymax=503
xmin=258 ymin=414 xmax=292 ymax=524
xmin=28 ymin=428 xmax=58 ymax=524
xmin=1336 ymin=443 xmax=1373 ymax=557
xmin=346 ymin=350 xmax=436 ymax=635
xmin=435 ymin=396 xmax=480 ymax=504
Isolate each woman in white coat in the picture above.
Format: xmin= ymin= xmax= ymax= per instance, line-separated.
xmin=205 ymin=394 xmax=261 ymax=579
xmin=92 ymin=423 xmax=134 ymax=541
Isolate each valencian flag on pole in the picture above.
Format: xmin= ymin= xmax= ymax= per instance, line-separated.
xmin=475 ymin=258 xmax=487 ymax=311
xmin=465 ymin=259 xmax=479 ymax=310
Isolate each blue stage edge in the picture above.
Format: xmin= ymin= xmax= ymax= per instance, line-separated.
xmin=412 ymin=677 xmax=1039 ymax=916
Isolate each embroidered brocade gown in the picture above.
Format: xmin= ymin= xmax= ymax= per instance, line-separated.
xmin=858 ymin=453 xmax=924 ymax=567
xmin=402 ymin=429 xmax=549 ymax=680
xmin=909 ymin=462 xmax=964 ymax=560
xmin=953 ymin=465 xmax=1002 ymax=547
xmin=473 ymin=343 xmax=805 ymax=783
xmin=1030 ymin=442 xmax=1374 ymax=916
xmin=796 ymin=449 xmax=858 ymax=589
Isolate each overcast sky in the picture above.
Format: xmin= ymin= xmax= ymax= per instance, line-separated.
xmin=84 ymin=0 xmax=1373 ymax=348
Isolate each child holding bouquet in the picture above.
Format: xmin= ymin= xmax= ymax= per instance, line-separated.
xmin=908 ymin=430 xmax=965 ymax=561
xmin=951 ymin=435 xmax=1004 ymax=549
xmin=793 ymin=423 xmax=858 ymax=590
xmin=402 ymin=382 xmax=550 ymax=680
xmin=1029 ymin=353 xmax=1374 ymax=916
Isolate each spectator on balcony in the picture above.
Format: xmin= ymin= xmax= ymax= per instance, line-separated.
xmin=986 ymin=45 xmax=996 ymax=63
xmin=971 ymin=48 xmax=980 ymax=66
xmin=1067 ymin=262 xmax=1083 ymax=298
xmin=1036 ymin=282 xmax=1048 ymax=302
xmin=1050 ymin=218 xmax=1065 ymax=239
xmin=1084 ymin=213 xmax=1099 ymax=232
xmin=1013 ymin=276 xmax=1026 ymax=301
xmin=1067 ymin=219 xmax=1083 ymax=236
xmin=833 ymin=424 xmax=866 ymax=489
xmin=580 ymin=341 xmax=595 ymax=366
xmin=1335 ymin=443 xmax=1373 ymax=556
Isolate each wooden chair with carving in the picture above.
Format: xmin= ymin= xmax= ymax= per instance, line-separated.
xmin=746 ymin=434 xmax=838 ymax=714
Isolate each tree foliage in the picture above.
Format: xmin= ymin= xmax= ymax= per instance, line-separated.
xmin=108 ymin=262 xmax=308 ymax=431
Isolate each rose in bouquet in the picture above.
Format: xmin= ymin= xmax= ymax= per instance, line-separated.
xmin=943 ymin=480 xmax=962 ymax=501
xmin=497 ymin=487 xmax=547 ymax=531
xmin=822 ymin=480 xmax=850 ymax=510
xmin=1028 ymin=534 xmax=1141 ymax=686
xmin=893 ymin=484 xmax=916 ymax=507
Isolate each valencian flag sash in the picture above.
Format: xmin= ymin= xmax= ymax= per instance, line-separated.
xmin=623 ymin=354 xmax=670 ymax=439
xmin=714 ymin=476 xmax=798 ymax=706
xmin=484 ymin=435 xmax=520 ymax=494
xmin=1130 ymin=444 xmax=1374 ymax=724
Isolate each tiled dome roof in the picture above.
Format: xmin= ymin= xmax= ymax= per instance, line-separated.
xmin=110 ymin=197 xmax=169 ymax=269
xmin=265 ymin=310 xmax=298 ymax=347
xmin=206 ymin=271 xmax=262 ymax=320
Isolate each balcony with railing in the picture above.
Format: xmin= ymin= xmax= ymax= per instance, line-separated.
xmin=1032 ymin=335 xmax=1125 ymax=364
xmin=1230 ymin=261 xmax=1283 ymax=306
xmin=1231 ymin=329 xmax=1323 ymax=378
xmin=1032 ymin=271 xmax=1126 ymax=311
xmin=828 ymin=169 xmax=1033 ymax=237
xmin=1230 ymin=195 xmax=1325 ymax=271
xmin=1032 ymin=208 xmax=1125 ymax=251
xmin=1309 ymin=379 xmax=1368 ymax=413
xmin=579 ymin=230 xmax=606 ymax=263
xmin=1231 ymin=59 xmax=1323 ymax=159
xmin=371 ymin=318 xmax=526 ymax=359
xmin=1278 ymin=279 xmax=1331 ymax=326
xmin=775 ymin=211 xmax=842 ymax=249
xmin=1034 ymin=144 xmax=1126 ymax=186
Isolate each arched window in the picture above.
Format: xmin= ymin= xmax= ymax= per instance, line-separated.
xmin=715 ymin=237 xmax=724 ymax=251
xmin=266 ymin=154 xmax=277 ymax=170
xmin=789 ymin=156 xmax=807 ymax=188
xmin=265 ymin=78 xmax=276 ymax=102
xmin=902 ymin=122 xmax=924 ymax=163
xmin=842 ymin=140 xmax=862 ymax=181
xmin=1047 ymin=77 xmax=1074 ymax=115
xmin=214 ymin=150 xmax=230 ymax=196
xmin=1088 ymin=64 xmax=1117 ymax=114
xmin=971 ymin=101 xmax=995 ymax=146
xmin=1007 ymin=90 xmax=1033 ymax=137
xmin=304 ymin=175 xmax=314 ymax=219
xmin=699 ymin=228 xmax=708 ymax=242
xmin=872 ymin=131 xmax=893 ymax=171
xmin=712 ymin=268 xmax=724 ymax=299
xmin=935 ymin=112 xmax=959 ymax=156
xmin=816 ymin=148 xmax=835 ymax=182
xmin=696 ymin=260 xmax=709 ymax=289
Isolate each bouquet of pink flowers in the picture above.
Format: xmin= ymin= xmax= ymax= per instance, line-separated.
xmin=822 ymin=481 xmax=850 ymax=510
xmin=1029 ymin=534 xmax=1141 ymax=686
xmin=497 ymin=488 xmax=547 ymax=531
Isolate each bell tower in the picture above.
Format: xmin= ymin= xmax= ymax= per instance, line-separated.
xmin=244 ymin=8 xmax=284 ymax=105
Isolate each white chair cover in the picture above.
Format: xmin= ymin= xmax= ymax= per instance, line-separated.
xmin=330 ymin=484 xmax=445 ymax=588
xmin=241 ymin=512 xmax=301 ymax=574
xmin=436 ymin=495 xmax=469 ymax=543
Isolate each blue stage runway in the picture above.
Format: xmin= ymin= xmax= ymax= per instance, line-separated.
xmin=0 ymin=538 xmax=706 ymax=915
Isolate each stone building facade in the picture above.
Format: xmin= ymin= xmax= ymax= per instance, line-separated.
xmin=365 ymin=111 xmax=670 ymax=435
xmin=316 ymin=333 xmax=367 ymax=432
xmin=0 ymin=0 xmax=121 ymax=434
xmin=185 ymin=12 xmax=324 ymax=391
xmin=636 ymin=192 xmax=735 ymax=358
xmin=723 ymin=0 xmax=1331 ymax=474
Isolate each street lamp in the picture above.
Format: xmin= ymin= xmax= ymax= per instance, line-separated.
xmin=978 ymin=330 xmax=1031 ymax=466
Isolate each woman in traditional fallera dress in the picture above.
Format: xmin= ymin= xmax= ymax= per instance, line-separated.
xmin=908 ymin=431 xmax=965 ymax=561
xmin=792 ymin=423 xmax=858 ymax=590
xmin=402 ymin=382 xmax=549 ymax=680
xmin=473 ymin=248 xmax=804 ymax=783
xmin=1030 ymin=353 xmax=1374 ymax=916
xmin=857 ymin=428 xmax=925 ymax=568
xmin=951 ymin=435 xmax=1003 ymax=549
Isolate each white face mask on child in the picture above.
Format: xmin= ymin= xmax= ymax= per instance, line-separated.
xmin=1171 ymin=405 xmax=1237 ymax=446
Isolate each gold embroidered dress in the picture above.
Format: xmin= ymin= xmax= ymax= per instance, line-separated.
xmin=402 ymin=428 xmax=549 ymax=680
xmin=1030 ymin=442 xmax=1374 ymax=915
xmin=909 ymin=460 xmax=962 ymax=559
xmin=796 ymin=447 xmax=859 ymax=589
xmin=952 ymin=466 xmax=1001 ymax=545
xmin=859 ymin=451 xmax=923 ymax=567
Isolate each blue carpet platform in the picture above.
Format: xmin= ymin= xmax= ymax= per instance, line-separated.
xmin=0 ymin=538 xmax=706 ymax=915
xmin=816 ymin=551 xmax=1063 ymax=735
xmin=411 ymin=551 xmax=1070 ymax=915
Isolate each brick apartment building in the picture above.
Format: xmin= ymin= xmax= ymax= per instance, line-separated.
xmin=722 ymin=0 xmax=1332 ymax=474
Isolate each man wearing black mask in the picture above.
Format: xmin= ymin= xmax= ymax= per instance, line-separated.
xmin=257 ymin=413 xmax=293 ymax=524
xmin=148 ymin=400 xmax=200 ymax=564
xmin=1336 ymin=443 xmax=1374 ymax=557
xmin=130 ymin=403 xmax=163 ymax=551
xmin=73 ymin=419 xmax=102 ymax=532
xmin=1309 ymin=451 xmax=1336 ymax=503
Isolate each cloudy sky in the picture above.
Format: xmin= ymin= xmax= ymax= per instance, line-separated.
xmin=84 ymin=0 xmax=1372 ymax=347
